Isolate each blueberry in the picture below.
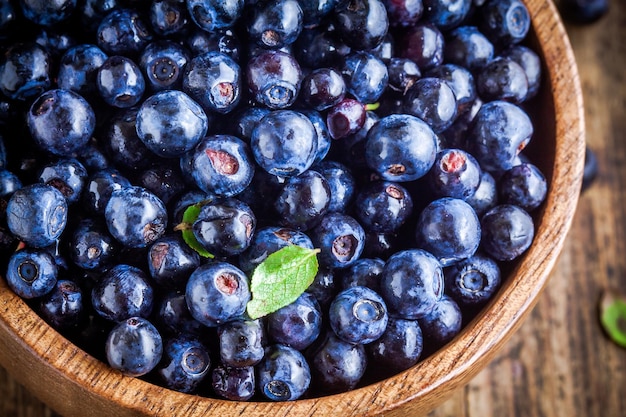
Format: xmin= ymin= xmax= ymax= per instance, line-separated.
xmin=27 ymin=89 xmax=96 ymax=157
xmin=188 ymin=134 xmax=255 ymax=197
xmin=365 ymin=317 xmax=423 ymax=374
xmin=399 ymin=23 xmax=444 ymax=71
xmin=364 ymin=113 xmax=438 ymax=182
xmin=0 ymin=170 xmax=22 ymax=198
xmin=82 ymin=168 xmax=132 ymax=215
xmin=136 ymin=90 xmax=208 ymax=158
xmin=299 ymin=0 xmax=339 ymax=28
xmin=293 ymin=25 xmax=350 ymax=69
xmin=69 ymin=218 xmax=119 ymax=271
xmin=422 ymin=0 xmax=472 ymax=30
xmin=267 ymin=292 xmax=322 ymax=351
xmin=91 ymin=264 xmax=154 ymax=322
xmin=38 ymin=158 xmax=88 ymax=204
xmin=139 ymin=40 xmax=190 ymax=92
xmin=274 ymin=169 xmax=331 ymax=231
xmin=39 ymin=280 xmax=85 ymax=331
xmin=444 ymin=252 xmax=501 ymax=306
xmin=465 ymin=170 xmax=498 ymax=216
xmin=387 ymin=57 xmax=421 ymax=94
xmin=341 ymin=52 xmax=389 ymax=104
xmin=426 ymin=64 xmax=477 ymax=114
xmin=150 ymin=0 xmax=191 ymax=36
xmin=250 ymin=110 xmax=318 ymax=178
xmin=310 ymin=212 xmax=366 ymax=270
xmin=379 ymin=249 xmax=444 ymax=319
xmin=97 ymin=55 xmax=146 ymax=108
xmin=96 ymin=8 xmax=153 ymax=56
xmin=183 ymin=51 xmax=242 ymax=114
xmin=326 ymin=98 xmax=366 ymax=140
xmin=329 ymin=286 xmax=388 ymax=344
xmin=7 ymin=184 xmax=67 ymax=248
xmin=354 ymin=181 xmax=413 ymax=234
xmin=228 ymin=107 xmax=271 ymax=142
xmin=383 ymin=0 xmax=424 ymax=28
xmin=426 ymin=148 xmax=482 ymax=200
xmin=339 ymin=257 xmax=385 ymax=292
xmin=300 ymin=109 xmax=331 ymax=164
xmin=312 ymin=160 xmax=356 ymax=213
xmin=238 ymin=226 xmax=314 ymax=273
xmin=104 ymin=186 xmax=168 ymax=249
xmin=218 ymin=318 xmax=265 ymax=367
xmin=79 ymin=0 xmax=119 ymax=33
xmin=300 ymin=67 xmax=346 ymax=112
xmin=0 ymin=42 xmax=51 ymax=101
xmin=476 ymin=56 xmax=529 ymax=103
xmin=404 ymin=77 xmax=458 ymax=133
xmin=154 ymin=291 xmax=206 ymax=337
xmin=19 ymin=0 xmax=76 ymax=26
xmin=105 ymin=316 xmax=163 ymax=377
xmin=156 ymin=335 xmax=211 ymax=393
xmin=581 ymin=146 xmax=598 ymax=192
xmin=257 ymin=344 xmax=311 ymax=401
xmin=501 ymin=45 xmax=542 ymax=100
xmin=191 ymin=197 xmax=256 ymax=257
xmin=147 ymin=234 xmax=201 ymax=290
xmin=247 ymin=0 xmax=303 ymax=49
xmin=308 ymin=331 xmax=367 ymax=394
xmin=5 ymin=248 xmax=57 ymax=299
xmin=187 ymin=0 xmax=244 ymax=32
xmin=212 ymin=364 xmax=256 ymax=400
xmin=333 ymin=0 xmax=389 ymax=51
xmin=185 ymin=261 xmax=251 ymax=327
xmin=246 ymin=50 xmax=302 ymax=109
xmin=480 ymin=204 xmax=534 ymax=261
xmin=498 ymin=162 xmax=547 ymax=212
xmin=479 ymin=0 xmax=531 ymax=48
xmin=185 ymin=28 xmax=241 ymax=61
xmin=57 ymin=44 xmax=108 ymax=98
xmin=418 ymin=294 xmax=463 ymax=349
xmin=104 ymin=108 xmax=154 ymax=172
xmin=305 ymin=267 xmax=337 ymax=310
xmin=138 ymin=164 xmax=187 ymax=205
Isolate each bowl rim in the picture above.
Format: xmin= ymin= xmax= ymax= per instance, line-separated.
xmin=0 ymin=0 xmax=585 ymax=416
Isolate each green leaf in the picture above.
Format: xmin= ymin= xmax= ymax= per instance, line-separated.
xmin=175 ymin=203 xmax=214 ymax=259
xmin=599 ymin=289 xmax=626 ymax=348
xmin=247 ymin=245 xmax=320 ymax=319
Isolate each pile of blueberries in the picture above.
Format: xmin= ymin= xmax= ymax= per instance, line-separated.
xmin=0 ymin=0 xmax=548 ymax=403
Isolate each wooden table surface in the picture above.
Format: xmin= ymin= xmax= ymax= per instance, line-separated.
xmin=1 ymin=2 xmax=625 ymax=417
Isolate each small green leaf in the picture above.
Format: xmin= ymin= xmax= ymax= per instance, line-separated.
xmin=599 ymin=289 xmax=626 ymax=348
xmin=247 ymin=245 xmax=320 ymax=319
xmin=365 ymin=102 xmax=380 ymax=111
xmin=176 ymin=203 xmax=214 ymax=259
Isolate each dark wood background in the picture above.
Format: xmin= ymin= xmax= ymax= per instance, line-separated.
xmin=1 ymin=1 xmax=625 ymax=416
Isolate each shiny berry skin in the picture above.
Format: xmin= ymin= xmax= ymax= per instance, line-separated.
xmin=39 ymin=280 xmax=85 ymax=331
xmin=379 ymin=249 xmax=444 ymax=319
xmin=466 ymin=170 xmax=498 ymax=216
xmin=138 ymin=164 xmax=187 ymax=205
xmin=365 ymin=317 xmax=423 ymax=374
xmin=183 ymin=51 xmax=241 ymax=114
xmin=191 ymin=197 xmax=256 ymax=257
xmin=274 ymin=169 xmax=331 ymax=231
xmin=5 ymin=248 xmax=57 ymax=299
xmin=267 ymin=292 xmax=322 ymax=350
xmin=339 ymin=257 xmax=385 ymax=292
xmin=139 ymin=40 xmax=190 ymax=92
xmin=311 ymin=212 xmax=366 ymax=270
xmin=57 ymin=44 xmax=108 ymax=97
xmin=250 ymin=110 xmax=317 ymax=177
xmin=467 ymin=100 xmax=533 ymax=172
xmin=364 ymin=113 xmax=438 ymax=182
xmin=444 ymin=26 xmax=495 ymax=72
xmin=91 ymin=264 xmax=154 ymax=322
xmin=212 ymin=364 xmax=256 ymax=400
xmin=479 ymin=0 xmax=531 ymax=48
xmin=422 ymin=0 xmax=471 ymax=30
xmin=498 ymin=162 xmax=547 ymax=212
xmin=308 ymin=331 xmax=367 ymax=394
xmin=246 ymin=50 xmax=302 ymax=109
xmin=97 ymin=55 xmax=146 ymax=108
xmin=82 ymin=168 xmax=131 ymax=215
xmin=104 ymin=186 xmax=168 ymax=249
xmin=333 ymin=0 xmax=389 ymax=51
xmin=156 ymin=335 xmax=211 ymax=393
xmin=399 ymin=23 xmax=444 ymax=71
xmin=105 ymin=316 xmax=163 ymax=377
xmin=293 ymin=26 xmax=350 ymax=69
xmin=238 ymin=226 xmax=314 ymax=273
xmin=0 ymin=42 xmax=50 ymax=101
xmin=19 ymin=0 xmax=76 ymax=26
xmin=313 ymin=160 xmax=356 ymax=213
xmin=387 ymin=57 xmax=421 ymax=94
xmin=185 ymin=261 xmax=251 ymax=327
xmin=27 ymin=89 xmax=96 ymax=157
xmin=501 ymin=45 xmax=542 ymax=100
xmin=147 ymin=234 xmax=201 ymax=290
xmin=418 ymin=294 xmax=462 ymax=348
xmin=229 ymin=107 xmax=271 ymax=142
xmin=480 ymin=204 xmax=534 ymax=261
xmin=444 ymin=252 xmax=501 ymax=307
xmin=404 ymin=77 xmax=458 ymax=133
xmin=96 ymin=8 xmax=153 ymax=56
xmin=326 ymin=98 xmax=366 ymax=140
xmin=6 ymin=184 xmax=67 ymax=248
xmin=154 ymin=291 xmax=205 ymax=337
xmin=69 ymin=218 xmax=118 ymax=271
xmin=354 ymin=181 xmax=413 ymax=233
xmin=329 ymin=286 xmax=388 ymax=344
xmin=383 ymin=0 xmax=423 ymax=28
xmin=136 ymin=90 xmax=208 ymax=158
xmin=218 ymin=318 xmax=265 ymax=367
xmin=299 ymin=0 xmax=339 ymax=28
xmin=104 ymin=108 xmax=153 ymax=172
xmin=37 ymin=158 xmax=88 ymax=205
xmin=187 ymin=0 xmax=243 ymax=32
xmin=257 ymin=344 xmax=311 ymax=401
xmin=188 ymin=134 xmax=255 ymax=197
xmin=426 ymin=64 xmax=477 ymax=114
xmin=150 ymin=0 xmax=190 ymax=36
xmin=301 ymin=109 xmax=331 ymax=164
xmin=416 ymin=197 xmax=481 ymax=266
xmin=341 ymin=52 xmax=389 ymax=104
xmin=476 ymin=56 xmax=529 ymax=103
xmin=300 ymin=68 xmax=346 ymax=111
xmin=426 ymin=148 xmax=482 ymax=200
xmin=247 ymin=0 xmax=303 ymax=49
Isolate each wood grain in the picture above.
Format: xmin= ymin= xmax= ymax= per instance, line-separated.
xmin=0 ymin=0 xmax=612 ymax=415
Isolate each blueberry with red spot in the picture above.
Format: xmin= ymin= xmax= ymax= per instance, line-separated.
xmin=426 ymin=148 xmax=482 ymax=200
xmin=147 ymin=234 xmax=201 ymax=290
xmin=311 ymin=212 xmax=366 ymax=270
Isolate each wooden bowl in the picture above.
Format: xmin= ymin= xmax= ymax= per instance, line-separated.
xmin=0 ymin=0 xmax=584 ymax=415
